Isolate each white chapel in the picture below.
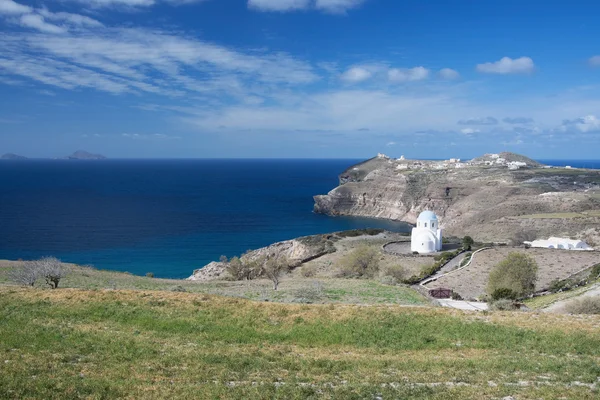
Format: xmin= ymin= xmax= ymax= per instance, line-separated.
xmin=411 ymin=210 xmax=443 ymax=254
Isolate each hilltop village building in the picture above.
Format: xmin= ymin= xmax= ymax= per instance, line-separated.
xmin=525 ymin=237 xmax=593 ymax=251
xmin=411 ymin=211 xmax=443 ymax=254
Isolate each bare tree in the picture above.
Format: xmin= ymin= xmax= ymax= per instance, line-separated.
xmin=261 ymin=255 xmax=290 ymax=291
xmin=9 ymin=260 xmax=40 ymax=287
xmin=38 ymin=257 xmax=69 ymax=289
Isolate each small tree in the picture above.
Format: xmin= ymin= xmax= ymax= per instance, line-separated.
xmin=462 ymin=236 xmax=474 ymax=250
xmin=219 ymin=255 xmax=228 ymax=263
xmin=337 ymin=245 xmax=380 ymax=278
xmin=226 ymin=257 xmax=246 ymax=280
xmin=262 ymin=255 xmax=290 ymax=291
xmin=38 ymin=257 xmax=68 ymax=289
xmin=487 ymin=252 xmax=538 ymax=299
xmin=9 ymin=260 xmax=40 ymax=287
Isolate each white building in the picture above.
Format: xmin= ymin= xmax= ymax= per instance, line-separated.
xmin=411 ymin=211 xmax=443 ymax=253
xmin=524 ymin=237 xmax=594 ymax=251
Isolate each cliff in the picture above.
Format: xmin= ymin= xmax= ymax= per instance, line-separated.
xmin=314 ymin=153 xmax=600 ymax=242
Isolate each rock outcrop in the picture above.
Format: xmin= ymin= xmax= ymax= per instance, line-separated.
xmin=314 ymin=153 xmax=600 ymax=242
xmin=188 ymin=234 xmax=337 ymax=281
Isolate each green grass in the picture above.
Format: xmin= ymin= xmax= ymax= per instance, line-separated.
xmin=1 ymin=287 xmax=599 ymax=399
xmin=0 ymin=262 xmax=428 ymax=306
xmin=524 ymin=279 xmax=600 ymax=310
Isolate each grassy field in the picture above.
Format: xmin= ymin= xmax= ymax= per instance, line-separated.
xmin=0 ymin=261 xmax=427 ymax=306
xmin=1 ymin=287 xmax=599 ymax=399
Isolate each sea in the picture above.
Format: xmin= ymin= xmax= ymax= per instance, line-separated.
xmin=1 ymin=158 xmax=598 ymax=278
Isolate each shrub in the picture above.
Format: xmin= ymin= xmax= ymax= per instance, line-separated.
xmin=462 ymin=236 xmax=474 ymax=250
xmin=219 ymin=255 xmax=228 ymax=263
xmin=589 ymin=263 xmax=600 ymax=281
xmin=549 ymin=278 xmax=576 ymax=293
xmin=337 ymin=245 xmax=380 ymax=278
xmin=170 ymin=285 xmax=187 ymax=292
xmin=146 ymin=272 xmax=154 ymax=278
xmin=564 ymin=297 xmax=600 ymax=315
xmin=459 ymin=252 xmax=472 ymax=268
xmin=9 ymin=260 xmax=40 ymax=287
xmin=294 ymin=282 xmax=324 ymax=303
xmin=261 ymin=255 xmax=291 ymax=290
xmin=490 ymin=288 xmax=518 ymax=301
xmin=226 ymin=257 xmax=246 ymax=280
xmin=487 ymin=252 xmax=538 ymax=299
xmin=451 ymin=292 xmax=463 ymax=300
xmin=301 ymin=264 xmax=317 ymax=278
xmin=38 ymin=257 xmax=69 ymax=289
xmin=380 ymin=265 xmax=406 ymax=282
xmin=337 ymin=229 xmax=384 ymax=238
xmin=489 ymin=299 xmax=520 ymax=311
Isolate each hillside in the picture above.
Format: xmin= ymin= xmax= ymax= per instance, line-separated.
xmin=314 ymin=153 xmax=600 ymax=242
xmin=1 ymin=287 xmax=599 ymax=399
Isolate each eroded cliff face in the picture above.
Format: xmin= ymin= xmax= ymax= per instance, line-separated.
xmin=314 ymin=154 xmax=600 ymax=242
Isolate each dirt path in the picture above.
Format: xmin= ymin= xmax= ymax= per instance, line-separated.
xmin=543 ymin=283 xmax=600 ymax=313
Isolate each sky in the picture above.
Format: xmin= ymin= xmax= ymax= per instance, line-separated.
xmin=1 ymin=0 xmax=600 ymax=159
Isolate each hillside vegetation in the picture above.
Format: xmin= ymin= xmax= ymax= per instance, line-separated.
xmin=1 ymin=287 xmax=599 ymax=399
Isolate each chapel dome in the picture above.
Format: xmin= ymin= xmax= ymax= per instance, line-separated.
xmin=417 ymin=210 xmax=438 ymax=221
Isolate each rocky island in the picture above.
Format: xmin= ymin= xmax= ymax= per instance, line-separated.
xmin=1 ymin=153 xmax=27 ymax=160
xmin=65 ymin=150 xmax=106 ymax=160
xmin=314 ymin=152 xmax=600 ymax=244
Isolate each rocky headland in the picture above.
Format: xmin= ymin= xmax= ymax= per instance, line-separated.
xmin=314 ymin=152 xmax=600 ymax=243
xmin=1 ymin=153 xmax=27 ymax=160
xmin=65 ymin=150 xmax=106 ymax=160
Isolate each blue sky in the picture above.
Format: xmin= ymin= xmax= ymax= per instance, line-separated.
xmin=1 ymin=0 xmax=600 ymax=159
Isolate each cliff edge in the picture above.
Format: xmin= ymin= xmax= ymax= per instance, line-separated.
xmin=314 ymin=153 xmax=600 ymax=242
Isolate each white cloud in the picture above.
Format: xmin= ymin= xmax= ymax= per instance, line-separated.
xmin=62 ymin=0 xmax=206 ymax=8
xmin=248 ymin=0 xmax=367 ymax=13
xmin=38 ymin=9 xmax=104 ymax=28
xmin=388 ymin=66 xmax=429 ymax=83
xmin=0 ymin=0 xmax=31 ymax=15
xmin=460 ymin=128 xmax=480 ymax=135
xmin=558 ymin=115 xmax=600 ymax=133
xmin=438 ymin=68 xmax=459 ymax=80
xmin=386 ymin=141 xmax=396 ymax=146
xmin=340 ymin=66 xmax=372 ymax=83
xmin=476 ymin=56 xmax=534 ymax=74
xmin=19 ymin=14 xmax=67 ymax=34
xmin=589 ymin=56 xmax=600 ymax=67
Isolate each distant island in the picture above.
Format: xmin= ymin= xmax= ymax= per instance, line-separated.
xmin=64 ymin=150 xmax=106 ymax=160
xmin=1 ymin=151 xmax=107 ymax=160
xmin=1 ymin=153 xmax=28 ymax=160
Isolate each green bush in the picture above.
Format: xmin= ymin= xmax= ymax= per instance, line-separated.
xmin=491 ymin=288 xmax=518 ymax=301
xmin=380 ymin=265 xmax=406 ymax=284
xmin=589 ymin=263 xmax=600 ymax=281
xmin=487 ymin=252 xmax=538 ymax=299
xmin=564 ymin=297 xmax=600 ymax=315
xmin=145 ymin=272 xmax=154 ymax=278
xmin=549 ymin=278 xmax=576 ymax=293
xmin=337 ymin=245 xmax=380 ymax=278
xmin=462 ymin=236 xmax=474 ymax=250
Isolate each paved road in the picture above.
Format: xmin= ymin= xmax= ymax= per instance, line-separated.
xmin=437 ymin=299 xmax=489 ymax=311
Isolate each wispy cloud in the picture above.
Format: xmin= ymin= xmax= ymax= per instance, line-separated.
xmin=438 ymin=68 xmax=459 ymax=80
xmin=476 ymin=56 xmax=535 ymax=74
xmin=557 ymin=115 xmax=600 ymax=134
xmin=589 ymin=56 xmax=600 ymax=67
xmin=248 ymin=0 xmax=368 ymax=14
